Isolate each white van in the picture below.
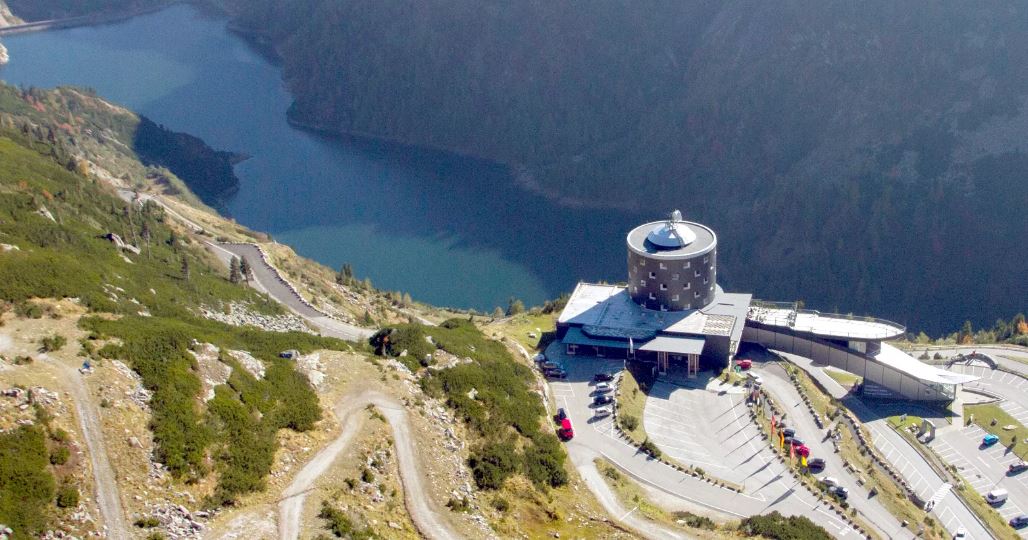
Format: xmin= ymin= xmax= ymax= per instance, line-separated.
xmin=986 ymin=488 xmax=1009 ymax=505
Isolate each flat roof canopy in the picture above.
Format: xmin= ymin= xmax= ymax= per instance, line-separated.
xmin=563 ymin=327 xmax=630 ymax=349
xmin=638 ymin=335 xmax=705 ymax=355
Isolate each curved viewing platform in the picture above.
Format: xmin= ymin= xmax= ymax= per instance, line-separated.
xmin=748 ymin=301 xmax=905 ymax=341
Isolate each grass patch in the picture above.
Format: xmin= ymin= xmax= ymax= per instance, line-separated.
xmin=615 ymin=363 xmax=649 ymax=445
xmin=965 ymin=403 xmax=1028 ymax=458
xmin=824 ymin=368 xmax=862 ymax=388
xmin=493 ymin=312 xmax=557 ymax=351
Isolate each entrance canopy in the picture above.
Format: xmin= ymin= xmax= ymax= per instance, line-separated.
xmin=637 ymin=335 xmax=705 ymax=355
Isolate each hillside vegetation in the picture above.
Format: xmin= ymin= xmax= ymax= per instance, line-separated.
xmin=205 ymin=0 xmax=1027 ymax=334
xmin=0 ymin=103 xmax=350 ymax=531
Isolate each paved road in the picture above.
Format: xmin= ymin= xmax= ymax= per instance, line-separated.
xmin=782 ymin=352 xmax=993 ymax=540
xmin=756 ymin=362 xmax=909 ymax=539
xmin=546 ymin=344 xmax=861 ymax=538
xmin=117 ymin=189 xmax=374 ymax=342
xmin=279 ymin=391 xmax=458 ymax=540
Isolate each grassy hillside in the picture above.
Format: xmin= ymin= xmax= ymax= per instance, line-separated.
xmin=0 ymin=111 xmax=351 ymax=531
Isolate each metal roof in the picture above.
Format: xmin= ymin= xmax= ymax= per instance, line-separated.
xmin=637 ymin=335 xmax=706 ymax=355
xmin=563 ymin=327 xmax=631 ymax=349
xmin=875 ymin=344 xmax=979 ymax=385
xmin=627 ymin=219 xmax=716 ymax=259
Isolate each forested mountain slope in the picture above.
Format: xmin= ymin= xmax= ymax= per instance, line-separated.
xmin=212 ymin=0 xmax=1028 ymax=333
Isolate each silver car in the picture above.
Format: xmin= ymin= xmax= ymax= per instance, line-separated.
xmin=593 ymin=407 xmax=613 ymax=418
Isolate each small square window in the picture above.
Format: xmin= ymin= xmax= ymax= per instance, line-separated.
xmin=639 ymin=259 xmax=646 ymax=266
xmin=660 ymin=283 xmax=668 ymax=290
xmin=683 ymin=261 xmax=691 ymax=269
xmin=672 ymin=294 xmax=679 ymax=301
xmin=694 ymin=291 xmax=700 ymax=298
xmin=703 ymin=256 xmax=709 ymax=264
xmin=672 ymin=273 xmax=679 ymax=281
xmin=639 ymin=279 xmax=646 ymax=286
xmin=694 ymin=270 xmax=701 ymax=278
xmin=703 ymin=278 xmax=709 ymax=284
xmin=684 ymin=282 xmax=691 ymax=290
xmin=648 ymin=292 xmax=656 ymax=300
xmin=659 ymin=262 xmax=667 ymax=270
xmin=685 ymin=303 xmax=692 ymax=309
xmin=660 ymin=305 xmax=668 ymax=312
xmin=649 ymin=271 xmax=656 ymax=279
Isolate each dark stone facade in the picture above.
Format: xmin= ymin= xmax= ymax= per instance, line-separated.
xmin=627 ymin=247 xmax=717 ymax=311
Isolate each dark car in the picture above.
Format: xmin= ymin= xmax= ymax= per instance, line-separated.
xmin=1010 ymin=515 xmax=1028 ymax=528
xmin=808 ymin=458 xmax=826 ymax=470
xmin=789 ymin=438 xmax=805 ymax=448
xmin=594 ymin=372 xmax=615 ymax=382
xmin=545 ymin=368 xmax=568 ymax=379
xmin=594 ymin=394 xmax=614 ymax=406
xmin=782 ymin=428 xmax=797 ymax=438
xmin=1009 ymin=462 xmax=1028 ymax=474
xmin=555 ymin=408 xmax=567 ymax=422
xmin=828 ymin=485 xmax=849 ymax=500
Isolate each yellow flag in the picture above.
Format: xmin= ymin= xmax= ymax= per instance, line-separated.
xmin=801 ymin=455 xmax=807 ymax=468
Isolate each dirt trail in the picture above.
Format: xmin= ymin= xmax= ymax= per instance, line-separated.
xmin=278 ymin=391 xmax=459 ymax=540
xmin=62 ymin=365 xmax=130 ymax=540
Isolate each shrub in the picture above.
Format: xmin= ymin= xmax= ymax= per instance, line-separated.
xmin=39 ymin=333 xmax=67 ymax=352
xmin=135 ymin=517 xmax=160 ymax=528
xmin=49 ymin=445 xmax=70 ymax=465
xmin=673 ymin=511 xmax=715 ymax=530
xmin=14 ymin=301 xmax=43 ymax=319
xmin=639 ymin=438 xmax=662 ymax=458
xmin=319 ymin=501 xmax=374 ymax=539
xmin=56 ymin=484 xmax=79 ymax=508
xmin=446 ymin=496 xmax=472 ymax=512
xmin=146 ymin=533 xmax=167 ymax=540
xmin=491 ymin=497 xmax=510 ymax=512
xmin=739 ymin=511 xmax=831 ymax=540
xmin=361 ymin=468 xmax=375 ymax=484
xmin=50 ymin=428 xmax=69 ymax=443
xmin=620 ymin=414 xmax=639 ymax=431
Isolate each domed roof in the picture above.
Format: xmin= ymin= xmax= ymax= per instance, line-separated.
xmin=646 ymin=210 xmax=696 ymax=249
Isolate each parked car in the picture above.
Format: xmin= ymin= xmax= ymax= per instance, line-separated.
xmin=594 ymin=382 xmax=614 ymax=394
xmin=594 ymin=372 xmax=615 ymax=382
xmin=808 ymin=458 xmax=826 ymax=470
xmin=557 ymin=418 xmax=574 ymax=441
xmin=555 ymin=408 xmax=567 ymax=422
xmin=820 ymin=476 xmax=839 ymax=487
xmin=545 ymin=368 xmax=568 ymax=379
xmin=1010 ymin=515 xmax=1028 ymax=529
xmin=983 ymin=433 xmax=1000 ymax=446
xmin=594 ymin=407 xmax=613 ymax=419
xmin=789 ymin=438 xmax=805 ymax=448
xmin=795 ymin=445 xmax=810 ymax=458
xmin=986 ymin=488 xmax=1009 ymax=505
xmin=736 ymin=359 xmax=753 ymax=370
xmin=828 ymin=485 xmax=849 ymax=500
xmin=782 ymin=428 xmax=796 ymax=438
xmin=594 ymin=394 xmax=614 ymax=406
xmin=540 ymin=361 xmax=559 ymax=371
xmin=953 ymin=527 xmax=967 ymax=539
xmin=746 ymin=373 xmax=763 ymax=386
xmin=1009 ymin=461 xmax=1028 ymax=474
xmin=533 ymin=353 xmax=546 ymax=363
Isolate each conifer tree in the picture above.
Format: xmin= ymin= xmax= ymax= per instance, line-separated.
xmin=239 ymin=256 xmax=251 ymax=282
xmin=229 ymin=256 xmax=242 ymax=284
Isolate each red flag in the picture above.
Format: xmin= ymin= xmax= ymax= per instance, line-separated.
xmin=770 ymin=414 xmax=776 ymax=437
xmin=789 ymin=440 xmax=795 ymax=465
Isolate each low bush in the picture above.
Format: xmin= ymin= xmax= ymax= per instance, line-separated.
xmin=672 ymin=511 xmax=716 ymax=530
xmin=55 ymin=484 xmax=79 ymax=508
xmin=491 ymin=497 xmax=510 ymax=512
xmin=318 ymin=501 xmax=374 ymax=539
xmin=0 ymin=425 xmax=55 ymax=534
xmin=620 ymin=414 xmax=639 ymax=431
xmin=49 ymin=446 xmax=70 ymax=465
xmin=639 ymin=438 xmax=662 ymax=458
xmin=738 ymin=511 xmax=831 ymax=540
xmin=39 ymin=334 xmax=67 ymax=352
xmin=135 ymin=516 xmax=160 ymax=528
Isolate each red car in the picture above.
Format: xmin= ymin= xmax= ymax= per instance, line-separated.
xmin=795 ymin=445 xmax=810 ymax=458
xmin=737 ymin=359 xmax=753 ymax=370
xmin=558 ymin=418 xmax=574 ymax=441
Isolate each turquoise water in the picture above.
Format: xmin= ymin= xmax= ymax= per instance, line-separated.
xmin=0 ymin=5 xmax=641 ymax=311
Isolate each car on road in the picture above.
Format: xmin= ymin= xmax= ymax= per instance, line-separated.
xmin=820 ymin=476 xmax=839 ymax=487
xmin=1009 ymin=461 xmax=1028 ymax=474
xmin=953 ymin=527 xmax=967 ymax=539
xmin=555 ymin=408 xmax=567 ymax=422
xmin=983 ymin=433 xmax=1000 ymax=446
xmin=594 ymin=407 xmax=613 ymax=419
xmin=828 ymin=485 xmax=849 ymax=500
xmin=594 ymin=372 xmax=615 ymax=382
xmin=594 ymin=382 xmax=613 ymax=394
xmin=736 ymin=359 xmax=753 ymax=370
xmin=808 ymin=458 xmax=826 ymax=470
xmin=558 ymin=418 xmax=574 ymax=441
xmin=545 ymin=368 xmax=568 ymax=379
xmin=1010 ymin=515 xmax=1028 ymax=529
xmin=986 ymin=488 xmax=1009 ymax=505
xmin=593 ymin=394 xmax=614 ymax=406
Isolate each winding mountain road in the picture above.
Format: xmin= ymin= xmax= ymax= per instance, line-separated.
xmin=278 ymin=391 xmax=458 ymax=540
